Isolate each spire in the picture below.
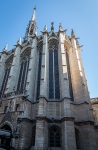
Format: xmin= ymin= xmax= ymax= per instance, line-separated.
xmin=31 ymin=6 xmax=36 ymax=21
xmin=59 ymin=23 xmax=67 ymax=33
xmin=24 ymin=6 xmax=37 ymax=42
xmin=71 ymin=29 xmax=75 ymax=38
xmin=59 ymin=23 xmax=63 ymax=31
xmin=3 ymin=44 xmax=8 ymax=52
xmin=51 ymin=22 xmax=54 ymax=31
xmin=17 ymin=37 xmax=21 ymax=45
xmin=44 ymin=25 xmax=47 ymax=31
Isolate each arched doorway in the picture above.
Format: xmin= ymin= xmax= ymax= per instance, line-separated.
xmin=49 ymin=126 xmax=61 ymax=148
xmin=0 ymin=124 xmax=12 ymax=149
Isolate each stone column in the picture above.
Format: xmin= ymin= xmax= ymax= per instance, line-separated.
xmin=58 ymin=30 xmax=70 ymax=99
xmin=6 ymin=42 xmax=21 ymax=93
xmin=0 ymin=49 xmax=7 ymax=90
xmin=35 ymin=98 xmax=48 ymax=150
xmin=35 ymin=118 xmax=48 ymax=150
xmin=40 ymin=27 xmax=48 ymax=98
xmin=62 ymin=119 xmax=76 ymax=150
xmin=25 ymin=37 xmax=38 ymax=101
xmin=17 ymin=118 xmax=33 ymax=150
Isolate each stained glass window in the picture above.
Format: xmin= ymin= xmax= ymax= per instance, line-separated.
xmin=49 ymin=40 xmax=60 ymax=99
xmin=17 ymin=49 xmax=31 ymax=92
xmin=0 ymin=55 xmax=13 ymax=98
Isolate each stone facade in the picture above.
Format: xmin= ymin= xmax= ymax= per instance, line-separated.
xmin=0 ymin=7 xmax=98 ymax=150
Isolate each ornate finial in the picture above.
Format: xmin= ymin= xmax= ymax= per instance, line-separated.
xmin=44 ymin=25 xmax=47 ymax=31
xmin=71 ymin=29 xmax=75 ymax=38
xmin=59 ymin=23 xmax=63 ymax=31
xmin=17 ymin=37 xmax=21 ymax=45
xmin=31 ymin=6 xmax=36 ymax=21
xmin=3 ymin=44 xmax=8 ymax=52
xmin=51 ymin=22 xmax=54 ymax=31
xmin=34 ymin=5 xmax=36 ymax=10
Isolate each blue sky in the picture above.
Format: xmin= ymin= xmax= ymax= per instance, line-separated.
xmin=0 ymin=0 xmax=98 ymax=98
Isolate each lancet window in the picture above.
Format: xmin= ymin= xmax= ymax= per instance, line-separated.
xmin=49 ymin=40 xmax=60 ymax=99
xmin=36 ymin=42 xmax=43 ymax=100
xmin=17 ymin=48 xmax=31 ymax=92
xmin=0 ymin=55 xmax=13 ymax=98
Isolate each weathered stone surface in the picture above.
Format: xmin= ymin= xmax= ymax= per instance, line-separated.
xmin=0 ymin=7 xmax=97 ymax=150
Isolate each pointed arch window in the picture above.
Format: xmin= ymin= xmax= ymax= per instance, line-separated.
xmin=49 ymin=40 xmax=60 ymax=99
xmin=36 ymin=42 xmax=43 ymax=100
xmin=49 ymin=126 xmax=61 ymax=147
xmin=0 ymin=55 xmax=13 ymax=98
xmin=17 ymin=48 xmax=31 ymax=92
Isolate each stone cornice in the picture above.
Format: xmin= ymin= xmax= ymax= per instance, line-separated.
xmin=39 ymin=96 xmax=72 ymax=102
xmin=17 ymin=116 xmax=34 ymax=123
xmin=71 ymin=101 xmax=89 ymax=105
xmin=75 ymin=120 xmax=95 ymax=126
xmin=36 ymin=115 xmax=75 ymax=123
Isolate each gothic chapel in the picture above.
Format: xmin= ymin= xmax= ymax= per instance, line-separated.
xmin=0 ymin=6 xmax=98 ymax=150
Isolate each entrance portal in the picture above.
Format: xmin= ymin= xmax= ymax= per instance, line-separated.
xmin=0 ymin=124 xmax=13 ymax=149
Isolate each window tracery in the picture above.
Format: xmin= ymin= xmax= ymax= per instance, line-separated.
xmin=49 ymin=126 xmax=61 ymax=147
xmin=0 ymin=55 xmax=13 ymax=98
xmin=49 ymin=40 xmax=60 ymax=99
xmin=17 ymin=48 xmax=31 ymax=92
